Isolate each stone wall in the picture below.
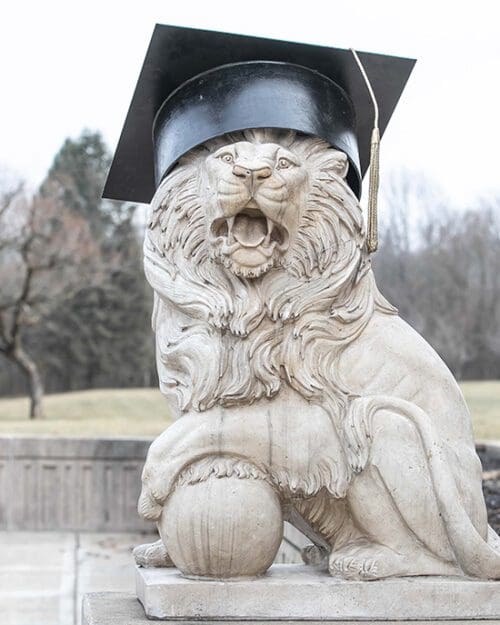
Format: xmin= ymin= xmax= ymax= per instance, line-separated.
xmin=0 ymin=437 xmax=152 ymax=532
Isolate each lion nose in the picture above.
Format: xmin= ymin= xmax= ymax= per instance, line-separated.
xmin=232 ymin=164 xmax=272 ymax=181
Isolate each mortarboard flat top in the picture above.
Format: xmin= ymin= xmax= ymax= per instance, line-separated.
xmin=103 ymin=24 xmax=415 ymax=204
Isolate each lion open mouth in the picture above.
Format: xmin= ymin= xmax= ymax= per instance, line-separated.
xmin=232 ymin=210 xmax=269 ymax=247
xmin=209 ymin=205 xmax=288 ymax=277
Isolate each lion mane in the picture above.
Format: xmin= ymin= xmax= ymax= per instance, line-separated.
xmin=144 ymin=129 xmax=395 ymax=450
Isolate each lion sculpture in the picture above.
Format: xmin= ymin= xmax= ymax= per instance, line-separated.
xmin=134 ymin=129 xmax=500 ymax=580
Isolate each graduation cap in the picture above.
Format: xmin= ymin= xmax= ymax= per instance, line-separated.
xmin=104 ymin=24 xmax=415 ymax=250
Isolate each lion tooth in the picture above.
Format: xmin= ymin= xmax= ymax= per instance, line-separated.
xmin=227 ymin=216 xmax=235 ymax=243
xmin=265 ymin=217 xmax=273 ymax=244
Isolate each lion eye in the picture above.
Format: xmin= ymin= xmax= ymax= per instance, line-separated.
xmin=277 ymin=157 xmax=294 ymax=170
xmin=219 ymin=153 xmax=234 ymax=164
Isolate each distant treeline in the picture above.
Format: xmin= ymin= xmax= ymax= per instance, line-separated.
xmin=1 ymin=133 xmax=500 ymax=413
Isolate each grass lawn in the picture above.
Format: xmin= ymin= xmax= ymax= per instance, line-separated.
xmin=0 ymin=388 xmax=171 ymax=437
xmin=461 ymin=381 xmax=500 ymax=441
xmin=0 ymin=382 xmax=498 ymax=440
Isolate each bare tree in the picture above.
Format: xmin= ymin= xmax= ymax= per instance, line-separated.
xmin=0 ymin=183 xmax=97 ymax=417
xmin=374 ymin=170 xmax=500 ymax=380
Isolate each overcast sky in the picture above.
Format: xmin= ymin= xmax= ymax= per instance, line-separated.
xmin=1 ymin=0 xmax=500 ymax=207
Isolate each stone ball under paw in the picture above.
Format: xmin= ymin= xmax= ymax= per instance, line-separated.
xmin=158 ymin=469 xmax=283 ymax=579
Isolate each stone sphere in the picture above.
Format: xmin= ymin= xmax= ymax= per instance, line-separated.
xmin=158 ymin=473 xmax=283 ymax=579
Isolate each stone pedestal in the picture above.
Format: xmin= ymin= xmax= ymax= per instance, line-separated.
xmin=82 ymin=589 xmax=500 ymax=625
xmin=101 ymin=564 xmax=500 ymax=623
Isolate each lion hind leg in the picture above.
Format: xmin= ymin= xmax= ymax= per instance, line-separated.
xmin=346 ymin=396 xmax=500 ymax=579
xmin=352 ymin=411 xmax=455 ymax=561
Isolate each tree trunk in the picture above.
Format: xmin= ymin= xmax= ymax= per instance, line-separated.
xmin=12 ymin=347 xmax=44 ymax=419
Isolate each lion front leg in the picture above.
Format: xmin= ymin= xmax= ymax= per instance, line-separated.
xmin=138 ymin=407 xmax=274 ymax=520
xmin=134 ymin=407 xmax=285 ymax=570
xmin=138 ymin=397 xmax=344 ymax=522
xmin=136 ymin=396 xmax=344 ymax=578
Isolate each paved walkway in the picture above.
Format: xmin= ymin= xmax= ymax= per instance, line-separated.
xmin=0 ymin=531 xmax=154 ymax=625
xmin=0 ymin=526 xmax=305 ymax=625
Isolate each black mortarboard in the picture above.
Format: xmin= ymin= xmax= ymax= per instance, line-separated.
xmin=103 ymin=24 xmax=415 ymax=204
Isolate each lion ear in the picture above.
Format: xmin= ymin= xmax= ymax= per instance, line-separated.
xmin=329 ymin=150 xmax=349 ymax=179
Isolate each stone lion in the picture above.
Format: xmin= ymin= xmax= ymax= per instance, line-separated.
xmin=134 ymin=129 xmax=500 ymax=580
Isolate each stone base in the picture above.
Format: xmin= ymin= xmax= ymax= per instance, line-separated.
xmin=133 ymin=564 xmax=500 ymax=622
xmin=82 ymin=592 xmax=500 ymax=625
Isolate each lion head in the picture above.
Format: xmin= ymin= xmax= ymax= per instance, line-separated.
xmin=202 ymin=130 xmax=348 ymax=278
xmin=144 ymin=129 xmax=394 ymax=416
xmin=145 ymin=129 xmax=366 ymax=317
xmin=200 ymin=130 xmax=353 ymax=280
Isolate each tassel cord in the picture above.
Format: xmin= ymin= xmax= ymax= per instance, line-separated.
xmin=350 ymin=48 xmax=380 ymax=253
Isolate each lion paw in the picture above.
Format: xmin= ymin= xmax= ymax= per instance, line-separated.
xmin=329 ymin=553 xmax=380 ymax=579
xmin=301 ymin=544 xmax=329 ymax=566
xmin=133 ymin=539 xmax=174 ymax=568
xmin=329 ymin=542 xmax=405 ymax=580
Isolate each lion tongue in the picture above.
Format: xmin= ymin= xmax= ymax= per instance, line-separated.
xmin=232 ymin=213 xmax=267 ymax=247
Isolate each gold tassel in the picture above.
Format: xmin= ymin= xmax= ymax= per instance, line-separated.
xmin=350 ymin=49 xmax=380 ymax=254
xmin=367 ymin=127 xmax=380 ymax=252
